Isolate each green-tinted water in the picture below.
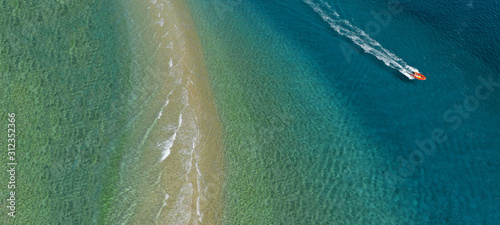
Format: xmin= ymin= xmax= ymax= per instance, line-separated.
xmin=185 ymin=0 xmax=500 ymax=223
xmin=184 ymin=0 xmax=416 ymax=224
xmin=0 ymin=1 xmax=133 ymax=223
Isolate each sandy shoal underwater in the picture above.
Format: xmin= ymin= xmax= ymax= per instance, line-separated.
xmin=109 ymin=0 xmax=225 ymax=224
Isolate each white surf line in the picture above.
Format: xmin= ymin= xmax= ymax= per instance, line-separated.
xmin=154 ymin=172 xmax=170 ymax=220
xmin=172 ymin=52 xmax=187 ymax=69
xmin=168 ymin=57 xmax=173 ymax=68
xmin=154 ymin=191 xmax=170 ymax=220
xmin=154 ymin=41 xmax=162 ymax=55
xmin=135 ymin=86 xmax=163 ymax=154
xmin=156 ymin=17 xmax=165 ymax=27
xmin=191 ymin=123 xmax=202 ymax=223
xmin=162 ymin=31 xmax=169 ymax=39
xmin=304 ymin=0 xmax=418 ymax=79
xmin=158 ymin=90 xmax=174 ymax=119
xmin=159 ymin=112 xmax=183 ymax=162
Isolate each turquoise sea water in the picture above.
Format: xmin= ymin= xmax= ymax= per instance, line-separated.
xmin=185 ymin=0 xmax=499 ymax=224
xmin=0 ymin=1 xmax=136 ymax=224
xmin=1 ymin=0 xmax=222 ymax=223
xmin=2 ymin=0 xmax=222 ymax=224
xmin=0 ymin=0 xmax=498 ymax=224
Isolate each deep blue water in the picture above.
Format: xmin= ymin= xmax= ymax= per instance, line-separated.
xmin=249 ymin=0 xmax=500 ymax=223
xmin=186 ymin=0 xmax=499 ymax=223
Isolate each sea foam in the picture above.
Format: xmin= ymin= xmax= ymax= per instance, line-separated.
xmin=304 ymin=0 xmax=419 ymax=79
xmin=159 ymin=112 xmax=183 ymax=162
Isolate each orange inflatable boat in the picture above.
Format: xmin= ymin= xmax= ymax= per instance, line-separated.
xmin=411 ymin=71 xmax=426 ymax=80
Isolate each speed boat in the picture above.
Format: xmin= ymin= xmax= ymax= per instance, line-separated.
xmin=411 ymin=71 xmax=426 ymax=80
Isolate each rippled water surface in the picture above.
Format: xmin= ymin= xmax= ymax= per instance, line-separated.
xmin=185 ymin=0 xmax=499 ymax=223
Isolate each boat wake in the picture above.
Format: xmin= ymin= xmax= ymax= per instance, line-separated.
xmin=304 ymin=0 xmax=419 ymax=79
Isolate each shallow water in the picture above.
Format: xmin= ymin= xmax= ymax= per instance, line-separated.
xmin=0 ymin=1 xmax=133 ymax=223
xmin=1 ymin=0 xmax=497 ymax=223
xmin=185 ymin=0 xmax=499 ymax=223
xmin=0 ymin=0 xmax=222 ymax=224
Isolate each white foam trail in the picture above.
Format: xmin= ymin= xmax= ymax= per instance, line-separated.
xmin=157 ymin=90 xmax=173 ymax=119
xmin=164 ymin=193 xmax=170 ymax=206
xmin=155 ymin=191 xmax=170 ymax=220
xmin=159 ymin=134 xmax=174 ymax=162
xmin=159 ymin=113 xmax=183 ymax=161
xmin=195 ymin=161 xmax=203 ymax=223
xmin=196 ymin=195 xmax=202 ymax=223
xmin=178 ymin=113 xmax=183 ymax=129
xmin=167 ymin=183 xmax=193 ymax=224
xmin=304 ymin=0 xmax=418 ymax=79
xmin=172 ymin=52 xmax=186 ymax=69
xmin=157 ymin=99 xmax=168 ymax=119
xmin=156 ymin=18 xmax=164 ymax=27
